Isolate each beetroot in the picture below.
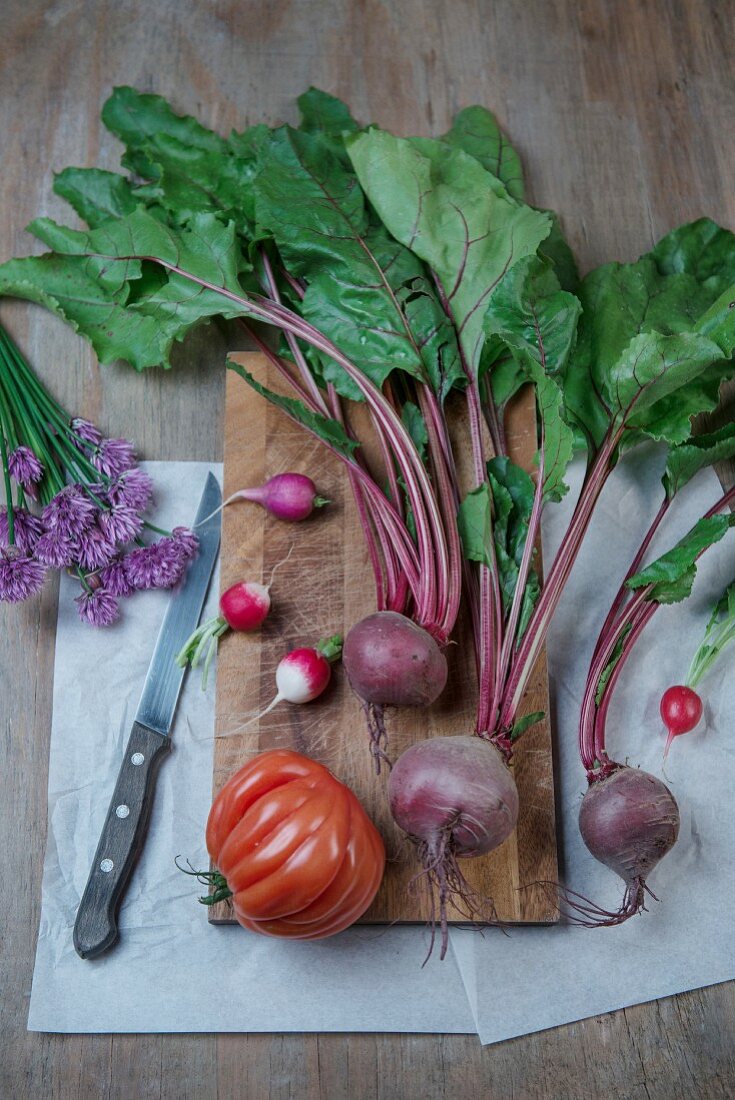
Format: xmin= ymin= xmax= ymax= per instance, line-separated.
xmin=389 ymin=735 xmax=518 ymax=958
xmin=343 ymin=611 xmax=448 ymax=768
xmin=577 ymin=766 xmax=680 ymax=924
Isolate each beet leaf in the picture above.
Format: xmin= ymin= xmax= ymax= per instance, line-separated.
xmin=441 ymin=105 xmax=525 ymax=201
xmin=347 ymin=130 xmax=551 ymax=371
xmin=687 ymin=578 xmax=735 ymax=687
xmin=663 ymin=422 xmax=735 ymax=499
xmin=626 ymin=514 xmax=735 ymax=603
xmin=484 ymin=256 xmax=579 ymax=500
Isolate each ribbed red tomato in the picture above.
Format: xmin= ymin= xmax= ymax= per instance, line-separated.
xmin=206 ymin=749 xmax=385 ymax=939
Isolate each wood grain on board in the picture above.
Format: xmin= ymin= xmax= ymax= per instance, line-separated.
xmin=209 ymin=354 xmax=557 ymax=925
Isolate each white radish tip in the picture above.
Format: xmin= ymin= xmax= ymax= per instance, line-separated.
xmin=245 ymin=581 xmax=270 ymax=603
xmin=275 ymin=660 xmax=317 ymax=704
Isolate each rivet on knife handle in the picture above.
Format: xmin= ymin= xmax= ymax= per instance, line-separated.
xmin=73 ymin=722 xmax=171 ymax=960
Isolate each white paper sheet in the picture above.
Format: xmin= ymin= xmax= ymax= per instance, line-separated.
xmin=27 ymin=462 xmax=478 ymax=1035
xmin=29 ymin=452 xmax=735 ymax=1039
xmin=462 ymin=447 xmax=735 ymax=1045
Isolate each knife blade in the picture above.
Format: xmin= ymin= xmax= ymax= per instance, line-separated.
xmin=73 ymin=472 xmax=222 ymax=960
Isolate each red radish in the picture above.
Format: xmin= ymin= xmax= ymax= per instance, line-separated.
xmin=273 ymin=643 xmax=335 ymax=703
xmin=388 ymin=735 xmax=518 ymax=959
xmin=660 ymin=684 xmax=703 ymax=759
xmin=219 ymin=580 xmax=271 ymax=632
xmin=343 ymin=611 xmax=448 ymax=770
xmin=176 ymin=549 xmax=296 ymax=688
xmin=240 ymin=635 xmax=343 ymax=726
xmin=574 ymin=767 xmax=680 ymax=924
xmin=198 ymin=473 xmax=329 ymax=526
xmin=176 ymin=578 xmax=272 ymax=689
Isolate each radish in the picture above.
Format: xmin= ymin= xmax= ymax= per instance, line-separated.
xmin=660 ymin=685 xmax=703 ymax=760
xmin=240 ymin=635 xmax=343 ymax=726
xmin=388 ymin=735 xmax=518 ymax=959
xmin=219 ymin=580 xmax=272 ymax=632
xmin=176 ymin=548 xmax=296 ymax=688
xmin=657 ymin=578 xmax=735 ymax=759
xmin=576 ymin=767 xmax=680 ymax=924
xmin=342 ymin=611 xmax=448 ymax=770
xmin=176 ymin=578 xmax=272 ymax=689
xmin=198 ymin=472 xmax=329 ymax=526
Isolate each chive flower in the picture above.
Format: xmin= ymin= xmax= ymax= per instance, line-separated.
xmin=75 ymin=587 xmax=120 ymax=627
xmin=0 ymin=507 xmax=44 ymax=553
xmin=0 ymin=323 xmax=199 ymax=626
xmin=8 ymin=446 xmax=43 ymax=487
xmin=0 ymin=548 xmax=46 ymax=603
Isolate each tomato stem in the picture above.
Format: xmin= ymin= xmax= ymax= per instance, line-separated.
xmin=175 ymin=856 xmax=233 ymax=905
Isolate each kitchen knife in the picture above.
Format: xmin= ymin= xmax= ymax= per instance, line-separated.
xmin=73 ymin=472 xmax=222 ymax=960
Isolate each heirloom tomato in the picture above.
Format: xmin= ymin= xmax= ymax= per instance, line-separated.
xmin=206 ymin=749 xmax=385 ymax=939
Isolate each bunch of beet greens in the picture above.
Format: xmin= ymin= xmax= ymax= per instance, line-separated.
xmin=2 ymin=87 xmax=734 ymax=952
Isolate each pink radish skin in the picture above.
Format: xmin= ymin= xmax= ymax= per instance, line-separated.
xmin=343 ymin=612 xmax=448 ymax=769
xmin=234 ymin=473 xmax=326 ymax=522
xmin=219 ymin=581 xmax=271 ymax=632
xmin=274 ymin=647 xmax=333 ymax=703
xmin=176 ymin=578 xmax=275 ymax=689
xmin=245 ymin=636 xmax=343 ymax=725
xmin=576 ymin=766 xmax=680 ymax=925
xmin=388 ymin=735 xmax=519 ymax=958
xmin=660 ymin=685 xmax=703 ymax=759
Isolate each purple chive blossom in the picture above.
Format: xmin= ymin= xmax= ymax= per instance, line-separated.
xmin=42 ymin=485 xmax=97 ymax=538
xmin=98 ymin=503 xmax=143 ymax=545
xmin=123 ymin=543 xmax=165 ymax=590
xmin=35 ymin=530 xmax=76 ymax=568
xmin=70 ymin=417 xmax=103 ymax=448
xmin=172 ymin=527 xmax=199 ymax=561
xmin=75 ymin=587 xmax=119 ymax=627
xmin=0 ymin=507 xmax=44 ymax=554
xmin=124 ymin=539 xmax=186 ymax=590
xmin=86 ymin=482 xmax=110 ymax=502
xmin=72 ymin=522 xmax=117 ymax=571
xmin=0 ymin=548 xmax=46 ymax=603
xmin=152 ymin=537 xmax=189 ymax=588
xmin=8 ymin=446 xmax=44 ymax=487
xmin=98 ymin=557 xmax=135 ymax=597
xmin=92 ymin=438 xmax=136 ymax=477
xmin=107 ymin=468 xmax=154 ymax=512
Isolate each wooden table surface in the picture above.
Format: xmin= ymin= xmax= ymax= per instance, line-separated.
xmin=1 ymin=2 xmax=734 ymax=1097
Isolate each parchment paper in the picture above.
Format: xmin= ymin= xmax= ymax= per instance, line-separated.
xmin=28 ymin=452 xmax=735 ymax=1039
xmin=27 ymin=463 xmax=478 ymax=1034
xmin=461 ymin=446 xmax=735 ymax=1045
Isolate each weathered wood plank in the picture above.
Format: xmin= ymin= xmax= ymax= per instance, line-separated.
xmin=2 ymin=1 xmax=734 ymax=1098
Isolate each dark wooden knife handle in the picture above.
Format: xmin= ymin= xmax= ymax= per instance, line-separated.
xmin=73 ymin=721 xmax=171 ymax=960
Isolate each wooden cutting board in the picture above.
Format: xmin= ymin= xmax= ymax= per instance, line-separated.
xmin=209 ymin=352 xmax=558 ymax=925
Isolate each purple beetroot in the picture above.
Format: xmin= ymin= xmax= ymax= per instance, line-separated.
xmin=388 ymin=735 xmax=518 ymax=958
xmin=576 ymin=766 xmax=680 ymax=924
xmin=342 ymin=611 xmax=448 ymax=769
